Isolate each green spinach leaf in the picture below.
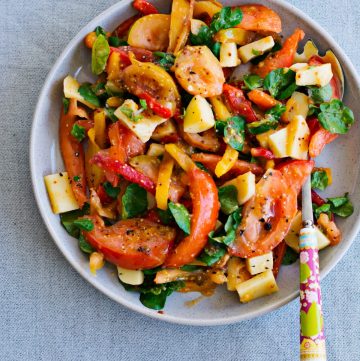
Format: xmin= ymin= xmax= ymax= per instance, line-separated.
xmin=282 ymin=247 xmax=299 ymax=265
xmin=70 ymin=124 xmax=86 ymax=142
xmin=78 ymin=234 xmax=94 ymax=254
xmin=264 ymin=68 xmax=296 ymax=99
xmin=60 ymin=203 xmax=90 ymax=238
xmin=73 ymin=218 xmax=94 ymax=231
xmin=210 ymin=7 xmax=243 ymax=33
xmin=62 ymin=97 xmax=70 ymax=114
xmin=311 ymin=170 xmax=329 ymax=191
xmin=108 ymin=36 xmax=128 ymax=47
xmin=218 ymin=185 xmax=238 ymax=215
xmin=168 ymin=202 xmax=191 ymax=235
xmin=153 ymin=52 xmax=176 ymax=71
xmin=223 ymin=116 xmax=245 ymax=151
xmin=243 ymin=74 xmax=263 ymax=90
xmin=78 ymin=84 xmax=101 ymax=107
xmin=308 ymin=84 xmax=332 ymax=104
xmin=103 ymin=181 xmax=120 ymax=199
xmin=197 ymin=240 xmax=226 ymax=266
xmin=328 ymin=193 xmax=354 ymax=217
xmin=122 ymin=183 xmax=148 ymax=219
xmin=92 ymin=34 xmax=110 ymax=75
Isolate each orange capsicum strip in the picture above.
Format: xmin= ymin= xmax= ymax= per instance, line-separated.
xmin=156 ymin=153 xmax=175 ymax=210
xmin=214 ymin=145 xmax=239 ymax=178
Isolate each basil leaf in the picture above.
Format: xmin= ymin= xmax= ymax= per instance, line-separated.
xmin=308 ymin=84 xmax=332 ymax=104
xmin=311 ymin=170 xmax=328 ymax=191
xmin=70 ymin=124 xmax=86 ymax=142
xmin=95 ymin=26 xmax=107 ymax=37
xmin=78 ymin=234 xmax=94 ymax=254
xmin=108 ymin=36 xmax=128 ymax=47
xmin=318 ymin=99 xmax=355 ymax=134
xmin=73 ymin=219 xmax=94 ymax=231
xmin=60 ymin=204 xmax=90 ymax=238
xmin=210 ymin=7 xmax=243 ymax=33
xmin=168 ymin=202 xmax=191 ymax=235
xmin=153 ymin=52 xmax=175 ymax=71
xmin=78 ymin=84 xmax=101 ymax=107
xmin=328 ymin=193 xmax=354 ymax=217
xmin=218 ymin=185 xmax=238 ymax=215
xmin=92 ymin=34 xmax=110 ymax=75
xmin=103 ymin=181 xmax=120 ymax=199
xmin=247 ymin=117 xmax=278 ymax=135
xmin=62 ymin=97 xmax=70 ymax=114
xmin=224 ymin=116 xmax=245 ymax=151
xmin=122 ymin=183 xmax=148 ymax=219
xmin=197 ymin=240 xmax=226 ymax=266
xmin=243 ymin=74 xmax=263 ymax=90
xmin=313 ymin=203 xmax=331 ymax=219
xmin=282 ymin=247 xmax=299 ymax=265
xmin=264 ymin=68 xmax=296 ymax=99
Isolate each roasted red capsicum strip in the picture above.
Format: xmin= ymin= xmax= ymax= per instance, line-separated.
xmin=250 ymin=147 xmax=275 ymax=160
xmin=91 ymin=151 xmax=156 ymax=194
xmin=222 ymin=84 xmax=258 ymax=122
xmin=133 ymin=0 xmax=159 ymax=15
xmin=110 ymin=46 xmax=154 ymax=68
xmin=59 ymin=99 xmax=87 ymax=208
xmin=114 ymin=14 xmax=141 ymax=38
xmin=138 ymin=92 xmax=172 ymax=119
xmin=165 ymin=167 xmax=220 ymax=267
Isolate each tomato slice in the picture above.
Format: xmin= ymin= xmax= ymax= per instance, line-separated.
xmin=59 ymin=99 xmax=87 ymax=208
xmin=236 ymin=4 xmax=282 ymax=33
xmin=229 ymin=160 xmax=313 ymax=258
xmin=223 ymin=84 xmax=258 ymax=122
xmin=165 ymin=167 xmax=220 ymax=267
xmin=82 ymin=216 xmax=175 ymax=269
xmin=253 ymin=28 xmax=305 ymax=78
xmin=191 ymin=153 xmax=263 ymax=176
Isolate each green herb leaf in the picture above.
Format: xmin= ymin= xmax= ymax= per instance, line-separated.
xmin=308 ymin=84 xmax=332 ymax=104
xmin=78 ymin=233 xmax=94 ymax=254
xmin=139 ymin=98 xmax=148 ymax=110
xmin=328 ymin=193 xmax=354 ymax=217
xmin=195 ymin=162 xmax=209 ymax=173
xmin=189 ymin=25 xmax=213 ymax=48
xmin=103 ymin=181 xmax=120 ymax=199
xmin=73 ymin=175 xmax=80 ymax=182
xmin=180 ymin=265 xmax=203 ymax=272
xmin=243 ymin=74 xmax=263 ymax=90
xmin=223 ymin=116 xmax=245 ymax=151
xmin=313 ymin=203 xmax=331 ymax=219
xmin=108 ymin=36 xmax=128 ymax=47
xmin=168 ymin=202 xmax=191 ymax=235
xmin=62 ymin=97 xmax=70 ymax=114
xmin=78 ymin=84 xmax=101 ymax=107
xmin=94 ymin=26 xmax=107 ymax=37
xmin=197 ymin=240 xmax=226 ymax=266
xmin=70 ymin=124 xmax=86 ymax=142
xmin=318 ymin=99 xmax=355 ymax=134
xmin=278 ymin=82 xmax=298 ymax=100
xmin=218 ymin=185 xmax=238 ymax=215
xmin=308 ymin=104 xmax=320 ymax=117
xmin=251 ymin=41 xmax=282 ymax=65
xmin=264 ymin=68 xmax=297 ymax=99
xmin=247 ymin=117 xmax=278 ymax=135
xmin=153 ymin=52 xmax=176 ymax=71
xmin=210 ymin=7 xmax=243 ymax=33
xmin=119 ymin=105 xmax=142 ymax=122
xmin=73 ymin=218 xmax=94 ymax=231
xmin=105 ymin=107 xmax=119 ymax=123
xmin=60 ymin=203 xmax=90 ymax=238
xmin=122 ymin=183 xmax=148 ymax=219
xmin=157 ymin=208 xmax=174 ymax=225
xmin=266 ymin=103 xmax=286 ymax=120
xmin=311 ymin=170 xmax=328 ymax=191
xmin=282 ymin=247 xmax=299 ymax=265
xmin=92 ymin=34 xmax=110 ymax=75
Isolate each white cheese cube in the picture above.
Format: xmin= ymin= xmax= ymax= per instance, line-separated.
xmin=245 ymin=252 xmax=273 ymax=275
xmin=268 ymin=127 xmax=289 ymax=158
xmin=221 ymin=171 xmax=255 ymax=205
xmin=183 ymin=95 xmax=215 ymax=133
xmin=190 ymin=19 xmax=207 ymax=35
xmin=282 ymin=91 xmax=309 ymax=124
xmin=256 ymin=129 xmax=277 ymax=149
xmin=286 ymin=115 xmax=310 ymax=160
xmin=296 ymin=63 xmax=333 ymax=87
xmin=289 ymin=63 xmax=309 ymax=72
xmin=219 ymin=43 xmax=241 ymax=67
xmin=238 ymin=36 xmax=275 ymax=63
xmin=236 ymin=270 xmax=279 ymax=303
xmin=44 ymin=172 xmax=79 ymax=214
xmin=117 ymin=266 xmax=144 ymax=285
xmin=63 ymin=75 xmax=97 ymax=109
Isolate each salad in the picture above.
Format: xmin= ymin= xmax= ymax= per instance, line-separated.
xmin=44 ymin=0 xmax=355 ymax=310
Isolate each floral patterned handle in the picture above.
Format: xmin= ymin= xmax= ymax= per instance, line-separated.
xmin=299 ymin=226 xmax=327 ymax=360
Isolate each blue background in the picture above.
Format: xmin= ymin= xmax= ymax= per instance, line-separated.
xmin=0 ymin=1 xmax=359 ymax=360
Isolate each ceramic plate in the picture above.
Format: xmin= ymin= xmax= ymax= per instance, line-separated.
xmin=30 ymin=0 xmax=360 ymax=325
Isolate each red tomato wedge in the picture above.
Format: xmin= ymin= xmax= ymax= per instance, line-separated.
xmin=165 ymin=167 xmax=220 ymax=267
xmin=229 ymin=160 xmax=313 ymax=258
xmin=59 ymin=99 xmax=87 ymax=208
xmin=253 ymin=28 xmax=305 ymax=78
xmin=236 ymin=4 xmax=282 ymax=33
xmin=222 ymin=84 xmax=258 ymax=122
xmin=191 ymin=153 xmax=263 ymax=176
xmin=309 ymin=128 xmax=338 ymax=158
xmin=82 ymin=216 xmax=175 ymax=269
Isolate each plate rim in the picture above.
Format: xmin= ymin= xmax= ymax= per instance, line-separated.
xmin=30 ymin=0 xmax=360 ymax=326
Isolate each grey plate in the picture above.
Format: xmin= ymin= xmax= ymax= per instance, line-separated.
xmin=30 ymin=0 xmax=360 ymax=325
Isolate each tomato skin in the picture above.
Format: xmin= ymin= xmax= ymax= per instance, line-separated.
xmin=133 ymin=0 xmax=159 ymax=15
xmin=247 ymin=89 xmax=279 ymax=110
xmin=307 ymin=116 xmax=320 ymax=136
xmin=59 ymin=99 xmax=87 ymax=208
xmin=309 ymin=128 xmax=338 ymax=158
xmin=165 ymin=167 xmax=220 ymax=267
xmin=82 ymin=216 xmax=175 ymax=269
xmin=250 ymin=147 xmax=275 ymax=160
xmin=223 ymin=84 xmax=258 ymax=122
xmin=253 ymin=28 xmax=305 ymax=78
xmin=230 ymin=160 xmax=313 ymax=258
xmin=138 ymin=91 xmax=172 ymax=118
xmin=236 ymin=4 xmax=282 ymax=33
xmin=191 ymin=153 xmax=263 ymax=176
xmin=114 ymin=14 xmax=141 ymax=38
xmin=311 ymin=189 xmax=326 ymax=207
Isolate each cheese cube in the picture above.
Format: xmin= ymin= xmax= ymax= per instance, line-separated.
xmin=117 ymin=267 xmax=144 ymax=285
xmin=236 ymin=270 xmax=279 ymax=303
xmin=256 ymin=129 xmax=277 ymax=148
xmin=219 ymin=42 xmax=241 ymax=67
xmin=221 ymin=171 xmax=255 ymax=205
xmin=245 ymin=252 xmax=273 ymax=275
xmin=290 ymin=63 xmax=309 ymax=72
xmin=238 ymin=36 xmax=275 ymax=63
xmin=286 ymin=115 xmax=310 ymax=160
xmin=63 ymin=75 xmax=97 ymax=109
xmin=268 ymin=127 xmax=289 ymax=158
xmin=44 ymin=172 xmax=79 ymax=214
xmin=183 ymin=95 xmax=215 ymax=133
xmin=296 ymin=63 xmax=333 ymax=87
xmin=190 ymin=19 xmax=207 ymax=35
xmin=227 ymin=257 xmax=251 ymax=291
xmin=282 ymin=92 xmax=309 ymax=124
xmin=214 ymin=28 xmax=252 ymax=45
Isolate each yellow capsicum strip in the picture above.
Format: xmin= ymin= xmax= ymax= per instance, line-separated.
xmin=209 ymin=96 xmax=232 ymax=121
xmin=156 ymin=153 xmax=175 ymax=210
xmin=215 ymin=145 xmax=239 ymax=178
xmin=85 ymin=128 xmax=104 ymax=188
xmin=94 ymin=109 xmax=107 ymax=149
xmin=164 ymin=143 xmax=195 ymax=172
